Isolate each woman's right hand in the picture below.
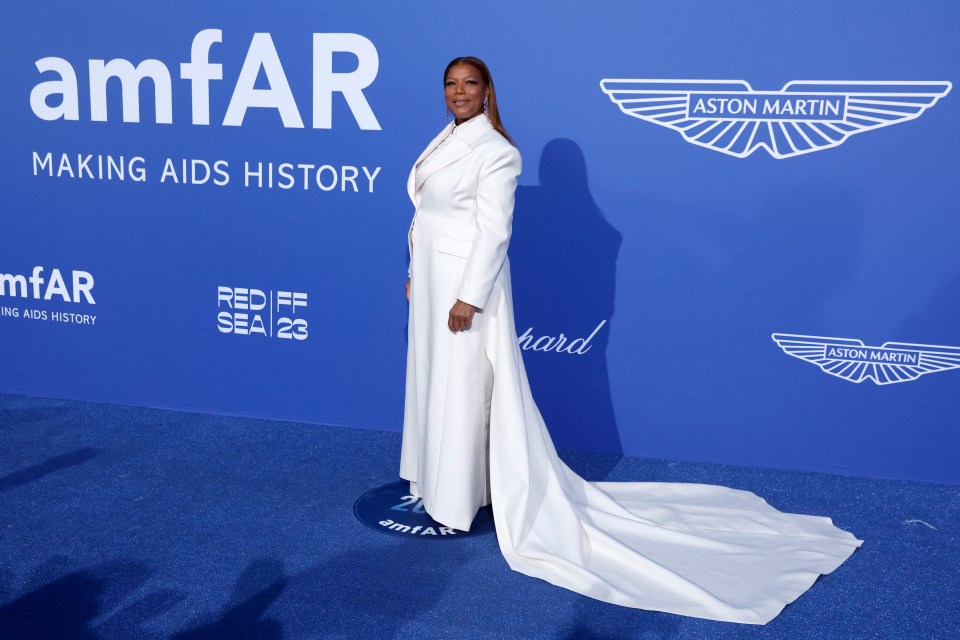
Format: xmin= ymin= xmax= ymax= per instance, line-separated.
xmin=405 ymin=278 xmax=410 ymax=301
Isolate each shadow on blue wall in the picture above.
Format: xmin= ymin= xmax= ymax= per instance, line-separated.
xmin=512 ymin=139 xmax=623 ymax=474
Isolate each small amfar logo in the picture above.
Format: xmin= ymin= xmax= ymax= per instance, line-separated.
xmin=600 ymin=80 xmax=951 ymax=159
xmin=771 ymin=333 xmax=960 ymax=385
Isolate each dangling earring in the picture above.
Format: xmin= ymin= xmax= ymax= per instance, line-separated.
xmin=483 ymin=97 xmax=489 ymax=115
xmin=445 ymin=109 xmax=451 ymax=124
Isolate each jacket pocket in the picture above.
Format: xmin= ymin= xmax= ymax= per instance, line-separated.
xmin=436 ymin=235 xmax=474 ymax=259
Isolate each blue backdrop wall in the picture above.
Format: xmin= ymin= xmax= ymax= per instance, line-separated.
xmin=2 ymin=2 xmax=958 ymax=484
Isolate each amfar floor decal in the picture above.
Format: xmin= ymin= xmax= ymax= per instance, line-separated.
xmin=354 ymin=482 xmax=495 ymax=540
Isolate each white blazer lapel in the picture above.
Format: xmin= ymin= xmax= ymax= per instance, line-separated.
xmin=407 ymin=118 xmax=497 ymax=205
xmin=414 ymin=138 xmax=472 ymax=195
xmin=407 ymin=123 xmax=454 ymax=206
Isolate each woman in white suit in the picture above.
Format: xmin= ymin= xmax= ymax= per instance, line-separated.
xmin=400 ymin=57 xmax=861 ymax=625
xmin=400 ymin=57 xmax=519 ymax=532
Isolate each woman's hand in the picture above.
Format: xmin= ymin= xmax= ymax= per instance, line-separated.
xmin=405 ymin=278 xmax=410 ymax=301
xmin=448 ymin=300 xmax=478 ymax=333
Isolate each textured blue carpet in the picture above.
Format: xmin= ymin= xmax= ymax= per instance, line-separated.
xmin=0 ymin=393 xmax=957 ymax=639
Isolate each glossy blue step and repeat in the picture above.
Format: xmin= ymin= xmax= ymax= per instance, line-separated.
xmin=2 ymin=2 xmax=957 ymax=483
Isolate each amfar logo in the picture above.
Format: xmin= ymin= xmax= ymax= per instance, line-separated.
xmin=30 ymin=29 xmax=380 ymax=129
xmin=600 ymin=80 xmax=951 ymax=158
xmin=1 ymin=266 xmax=97 ymax=327
xmin=772 ymin=333 xmax=960 ymax=385
xmin=0 ymin=266 xmax=95 ymax=304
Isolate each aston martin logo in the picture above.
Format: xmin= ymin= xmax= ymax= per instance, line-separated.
xmin=600 ymin=80 xmax=951 ymax=159
xmin=771 ymin=334 xmax=960 ymax=385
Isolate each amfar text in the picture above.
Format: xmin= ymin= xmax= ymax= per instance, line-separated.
xmin=30 ymin=29 xmax=381 ymax=129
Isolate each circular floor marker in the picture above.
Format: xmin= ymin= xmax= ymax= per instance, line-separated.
xmin=354 ymin=481 xmax=495 ymax=540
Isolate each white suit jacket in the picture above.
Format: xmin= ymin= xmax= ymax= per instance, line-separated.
xmin=406 ymin=115 xmax=522 ymax=310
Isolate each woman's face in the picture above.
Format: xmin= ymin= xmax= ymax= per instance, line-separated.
xmin=445 ymin=64 xmax=488 ymax=124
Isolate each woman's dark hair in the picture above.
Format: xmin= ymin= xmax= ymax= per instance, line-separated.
xmin=444 ymin=56 xmax=514 ymax=145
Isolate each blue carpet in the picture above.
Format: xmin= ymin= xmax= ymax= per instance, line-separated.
xmin=0 ymin=393 xmax=957 ymax=639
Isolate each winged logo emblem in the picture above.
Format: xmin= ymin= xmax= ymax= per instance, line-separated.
xmin=600 ymin=80 xmax=951 ymax=158
xmin=771 ymin=334 xmax=960 ymax=385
